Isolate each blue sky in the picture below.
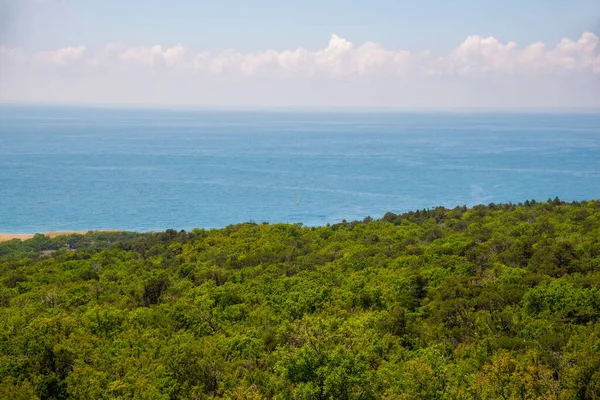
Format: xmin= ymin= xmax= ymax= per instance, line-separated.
xmin=1 ymin=0 xmax=600 ymax=108
xmin=4 ymin=0 xmax=600 ymax=52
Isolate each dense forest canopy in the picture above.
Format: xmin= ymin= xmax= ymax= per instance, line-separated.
xmin=1 ymin=199 xmax=600 ymax=399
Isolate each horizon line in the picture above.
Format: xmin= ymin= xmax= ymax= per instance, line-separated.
xmin=2 ymin=101 xmax=600 ymax=114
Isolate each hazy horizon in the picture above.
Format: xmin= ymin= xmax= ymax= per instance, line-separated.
xmin=3 ymin=102 xmax=600 ymax=114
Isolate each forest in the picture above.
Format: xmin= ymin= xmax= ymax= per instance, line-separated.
xmin=1 ymin=198 xmax=600 ymax=399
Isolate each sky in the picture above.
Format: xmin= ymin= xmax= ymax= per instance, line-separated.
xmin=1 ymin=0 xmax=600 ymax=109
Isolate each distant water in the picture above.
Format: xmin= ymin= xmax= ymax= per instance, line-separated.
xmin=1 ymin=105 xmax=599 ymax=233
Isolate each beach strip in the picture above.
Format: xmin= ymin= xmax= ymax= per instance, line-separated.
xmin=0 ymin=231 xmax=122 ymax=243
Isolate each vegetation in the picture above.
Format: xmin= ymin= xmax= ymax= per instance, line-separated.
xmin=1 ymin=199 xmax=600 ymax=399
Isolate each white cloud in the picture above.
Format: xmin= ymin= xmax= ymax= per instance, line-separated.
xmin=446 ymin=35 xmax=518 ymax=74
xmin=34 ymin=45 xmax=85 ymax=65
xmin=1 ymin=32 xmax=599 ymax=108
xmin=163 ymin=44 xmax=186 ymax=67
xmin=434 ymin=32 xmax=600 ymax=76
xmin=102 ymin=43 xmax=186 ymax=67
xmin=274 ymin=48 xmax=309 ymax=73
xmin=550 ymin=32 xmax=600 ymax=72
xmin=16 ymin=32 xmax=600 ymax=77
xmin=313 ymin=34 xmax=354 ymax=74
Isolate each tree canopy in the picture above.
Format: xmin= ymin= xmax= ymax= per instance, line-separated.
xmin=1 ymin=199 xmax=600 ymax=399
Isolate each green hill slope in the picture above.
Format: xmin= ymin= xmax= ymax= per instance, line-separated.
xmin=1 ymin=199 xmax=600 ymax=399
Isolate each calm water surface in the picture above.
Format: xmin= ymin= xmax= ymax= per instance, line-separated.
xmin=1 ymin=106 xmax=599 ymax=232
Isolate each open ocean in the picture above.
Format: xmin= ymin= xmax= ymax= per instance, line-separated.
xmin=1 ymin=105 xmax=599 ymax=233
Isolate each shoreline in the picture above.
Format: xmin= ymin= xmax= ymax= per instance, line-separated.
xmin=0 ymin=230 xmax=122 ymax=243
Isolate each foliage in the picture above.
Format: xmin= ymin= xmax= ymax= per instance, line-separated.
xmin=1 ymin=199 xmax=600 ymax=399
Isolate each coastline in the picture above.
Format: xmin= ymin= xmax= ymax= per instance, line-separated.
xmin=0 ymin=230 xmax=122 ymax=243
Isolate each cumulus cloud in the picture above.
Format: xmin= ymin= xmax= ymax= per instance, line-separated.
xmin=8 ymin=32 xmax=600 ymax=77
xmin=1 ymin=32 xmax=599 ymax=108
xmin=102 ymin=43 xmax=186 ymax=67
xmin=437 ymin=32 xmax=600 ymax=76
xmin=551 ymin=32 xmax=600 ymax=72
xmin=88 ymin=32 xmax=600 ymax=77
xmin=190 ymin=35 xmax=414 ymax=77
xmin=33 ymin=45 xmax=86 ymax=65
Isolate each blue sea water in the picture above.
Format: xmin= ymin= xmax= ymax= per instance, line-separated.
xmin=0 ymin=105 xmax=599 ymax=233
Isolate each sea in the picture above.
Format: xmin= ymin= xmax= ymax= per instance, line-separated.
xmin=1 ymin=105 xmax=599 ymax=233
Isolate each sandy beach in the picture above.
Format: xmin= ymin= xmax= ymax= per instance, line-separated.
xmin=0 ymin=231 xmax=122 ymax=243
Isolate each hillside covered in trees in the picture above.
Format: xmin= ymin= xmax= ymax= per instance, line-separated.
xmin=1 ymin=199 xmax=600 ymax=399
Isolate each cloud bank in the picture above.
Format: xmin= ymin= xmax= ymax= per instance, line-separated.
xmin=1 ymin=32 xmax=599 ymax=108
